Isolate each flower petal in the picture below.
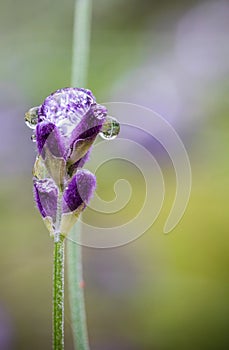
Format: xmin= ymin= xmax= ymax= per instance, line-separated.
xmin=66 ymin=136 xmax=96 ymax=178
xmin=69 ymin=103 xmax=107 ymax=148
xmin=36 ymin=121 xmax=66 ymax=188
xmin=60 ymin=169 xmax=96 ymax=235
xmin=62 ymin=169 xmax=96 ymax=213
xmin=33 ymin=178 xmax=58 ymax=221
xmin=36 ymin=121 xmax=65 ymax=158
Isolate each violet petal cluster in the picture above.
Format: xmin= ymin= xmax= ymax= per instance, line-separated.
xmin=32 ymin=87 xmax=106 ymax=237
xmin=36 ymin=88 xmax=107 ymax=179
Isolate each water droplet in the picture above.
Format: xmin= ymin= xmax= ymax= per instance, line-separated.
xmin=31 ymin=134 xmax=36 ymax=142
xmin=24 ymin=106 xmax=39 ymax=129
xmin=32 ymin=156 xmax=46 ymax=179
xmin=99 ymin=116 xmax=120 ymax=140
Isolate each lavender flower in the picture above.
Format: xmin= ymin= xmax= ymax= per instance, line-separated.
xmin=28 ymin=87 xmax=107 ymax=238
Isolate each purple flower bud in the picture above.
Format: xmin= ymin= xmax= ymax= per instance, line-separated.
xmin=36 ymin=88 xmax=107 ymax=175
xmin=33 ymin=178 xmax=58 ymax=221
xmin=63 ymin=169 xmax=96 ymax=213
xmin=29 ymin=87 xmax=113 ymax=237
xmin=36 ymin=121 xmax=65 ymax=159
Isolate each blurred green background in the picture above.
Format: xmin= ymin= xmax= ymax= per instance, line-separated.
xmin=1 ymin=0 xmax=229 ymax=349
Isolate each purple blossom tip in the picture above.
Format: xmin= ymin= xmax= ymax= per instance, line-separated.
xmin=33 ymin=178 xmax=58 ymax=221
xmin=38 ymin=87 xmax=96 ymax=137
xmin=35 ymin=88 xmax=107 ymax=174
xmin=63 ymin=169 xmax=96 ymax=213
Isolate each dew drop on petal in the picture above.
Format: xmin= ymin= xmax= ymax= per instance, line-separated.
xmin=99 ymin=116 xmax=120 ymax=140
xmin=24 ymin=106 xmax=39 ymax=129
xmin=31 ymin=134 xmax=36 ymax=142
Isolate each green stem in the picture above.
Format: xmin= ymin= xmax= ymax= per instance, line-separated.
xmin=67 ymin=239 xmax=89 ymax=350
xmin=53 ymin=237 xmax=65 ymax=350
xmin=53 ymin=189 xmax=65 ymax=350
xmin=71 ymin=0 xmax=92 ymax=87
xmin=68 ymin=0 xmax=92 ymax=349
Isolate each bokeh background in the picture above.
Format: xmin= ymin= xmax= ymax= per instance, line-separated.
xmin=1 ymin=0 xmax=229 ymax=349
